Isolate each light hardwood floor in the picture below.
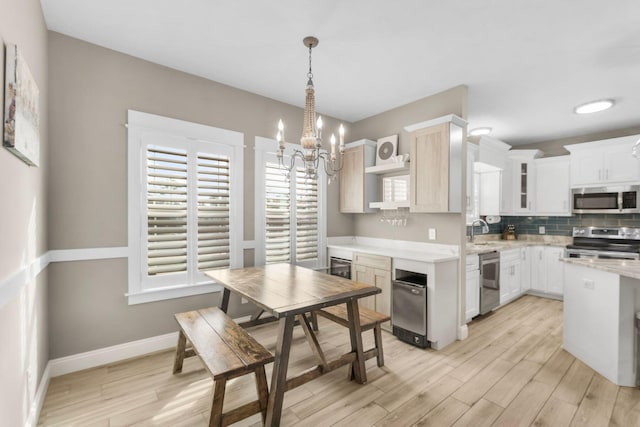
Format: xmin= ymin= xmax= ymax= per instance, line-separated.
xmin=38 ymin=295 xmax=640 ymax=426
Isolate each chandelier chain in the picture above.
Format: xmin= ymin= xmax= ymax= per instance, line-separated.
xmin=307 ymin=44 xmax=313 ymax=79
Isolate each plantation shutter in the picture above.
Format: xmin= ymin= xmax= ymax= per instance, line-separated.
xmin=295 ymin=168 xmax=319 ymax=261
xmin=197 ymin=152 xmax=231 ymax=271
xmin=265 ymin=162 xmax=291 ymax=264
xmin=146 ymin=146 xmax=188 ymax=276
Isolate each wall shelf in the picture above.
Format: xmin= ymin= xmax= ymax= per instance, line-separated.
xmin=365 ymin=162 xmax=409 ymax=174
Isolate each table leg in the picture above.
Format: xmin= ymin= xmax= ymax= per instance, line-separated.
xmin=265 ymin=315 xmax=295 ymax=426
xmin=219 ymin=288 xmax=230 ymax=313
xmin=346 ymin=299 xmax=367 ymax=384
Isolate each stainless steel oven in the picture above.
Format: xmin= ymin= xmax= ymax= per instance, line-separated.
xmin=392 ymin=269 xmax=428 ymax=348
xmin=572 ymin=185 xmax=640 ymax=214
xmin=479 ymin=251 xmax=500 ymax=315
xmin=566 ymin=227 xmax=640 ymax=260
xmin=329 ymin=257 xmax=352 ymax=280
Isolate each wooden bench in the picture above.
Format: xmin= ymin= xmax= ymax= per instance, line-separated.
xmin=314 ymin=305 xmax=391 ymax=368
xmin=173 ymin=307 xmax=274 ymax=427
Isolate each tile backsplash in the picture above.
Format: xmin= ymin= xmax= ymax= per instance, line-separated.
xmin=468 ymin=214 xmax=640 ymax=237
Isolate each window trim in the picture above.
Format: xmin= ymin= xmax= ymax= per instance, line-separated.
xmin=254 ymin=136 xmax=327 ymax=269
xmin=127 ymin=110 xmax=244 ymax=304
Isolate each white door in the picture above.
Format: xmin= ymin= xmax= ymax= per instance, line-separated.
xmin=570 ymin=151 xmax=603 ymax=186
xmin=530 ymin=246 xmax=546 ymax=292
xmin=546 ymin=247 xmax=565 ymax=295
xmin=536 ymin=157 xmax=571 ymax=215
xmin=465 ymin=269 xmax=480 ymax=321
xmin=603 ymin=143 xmax=640 ymax=184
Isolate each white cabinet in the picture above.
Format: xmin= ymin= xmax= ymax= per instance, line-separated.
xmin=520 ymin=247 xmax=531 ymax=291
xmin=502 ymin=150 xmax=542 ymax=216
xmin=477 ymin=167 xmax=502 ymax=216
xmin=466 ymin=143 xmax=479 ymax=224
xmin=566 ymin=134 xmax=640 ymax=187
xmin=465 ymin=255 xmax=480 ymax=321
xmin=546 ymin=247 xmax=565 ymax=295
xmin=530 ymin=246 xmax=565 ymax=295
xmin=535 ymin=156 xmax=571 ymax=216
xmin=500 ymin=249 xmax=521 ymax=304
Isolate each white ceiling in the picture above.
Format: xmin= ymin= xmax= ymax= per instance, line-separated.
xmin=40 ymin=0 xmax=640 ymax=145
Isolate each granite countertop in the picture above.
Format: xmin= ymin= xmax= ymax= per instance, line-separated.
xmin=327 ymin=237 xmax=459 ymax=263
xmin=561 ymin=258 xmax=640 ymax=280
xmin=466 ymin=236 xmax=570 ymax=255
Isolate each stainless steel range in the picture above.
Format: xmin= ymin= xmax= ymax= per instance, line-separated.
xmin=566 ymin=226 xmax=640 ymax=260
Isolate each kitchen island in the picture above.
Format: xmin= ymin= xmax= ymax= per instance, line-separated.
xmin=562 ymin=259 xmax=640 ymax=387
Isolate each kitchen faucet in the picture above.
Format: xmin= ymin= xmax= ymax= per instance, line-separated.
xmin=470 ymin=218 xmax=490 ymax=243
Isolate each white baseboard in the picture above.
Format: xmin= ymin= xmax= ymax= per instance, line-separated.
xmin=49 ymin=331 xmax=179 ymax=378
xmin=25 ymin=362 xmax=51 ymax=427
xmin=458 ymin=324 xmax=469 ymax=340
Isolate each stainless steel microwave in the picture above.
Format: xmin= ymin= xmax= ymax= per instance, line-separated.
xmin=572 ymin=185 xmax=640 ymax=214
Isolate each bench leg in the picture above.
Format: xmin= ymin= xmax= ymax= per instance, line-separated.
xmin=209 ymin=378 xmax=226 ymax=427
xmin=374 ymin=324 xmax=384 ymax=367
xmin=254 ymin=366 xmax=269 ymax=423
xmin=173 ymin=330 xmax=187 ymax=374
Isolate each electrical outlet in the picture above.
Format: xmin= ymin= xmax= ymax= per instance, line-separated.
xmin=241 ymin=297 xmax=248 ymax=304
xmin=428 ymin=228 xmax=437 ymax=240
xmin=583 ymin=279 xmax=595 ymax=290
xmin=539 ymin=226 xmax=546 ymax=234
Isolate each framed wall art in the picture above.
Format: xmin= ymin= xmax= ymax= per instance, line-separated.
xmin=4 ymin=44 xmax=40 ymax=166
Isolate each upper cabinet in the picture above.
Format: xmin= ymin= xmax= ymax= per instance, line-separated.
xmin=339 ymin=140 xmax=378 ymax=213
xmin=534 ymin=156 xmax=571 ymax=216
xmin=405 ymin=115 xmax=466 ymax=213
xmin=502 ymin=150 xmax=542 ymax=215
xmin=566 ymin=135 xmax=640 ymax=187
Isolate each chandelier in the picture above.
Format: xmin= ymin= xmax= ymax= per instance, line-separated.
xmin=276 ymin=36 xmax=344 ymax=181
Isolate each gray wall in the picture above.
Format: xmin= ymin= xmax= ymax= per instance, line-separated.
xmin=350 ymin=85 xmax=468 ymax=245
xmin=0 ymin=0 xmax=49 ymax=424
xmin=517 ymin=125 xmax=640 ymax=157
xmin=47 ymin=32 xmax=353 ymax=358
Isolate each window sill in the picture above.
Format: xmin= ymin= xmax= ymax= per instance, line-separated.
xmin=127 ymin=282 xmax=223 ymax=305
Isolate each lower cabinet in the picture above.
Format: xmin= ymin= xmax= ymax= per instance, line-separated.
xmin=351 ymin=252 xmax=392 ymax=323
xmin=520 ymin=247 xmax=531 ymax=291
xmin=465 ymin=255 xmax=480 ymax=321
xmin=530 ymin=246 xmax=565 ymax=295
xmin=500 ymin=249 xmax=521 ymax=304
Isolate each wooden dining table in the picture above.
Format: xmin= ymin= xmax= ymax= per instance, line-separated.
xmin=204 ymin=263 xmax=381 ymax=426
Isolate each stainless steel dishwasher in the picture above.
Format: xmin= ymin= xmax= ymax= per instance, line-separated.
xmin=392 ymin=269 xmax=428 ymax=348
xmin=479 ymin=251 xmax=500 ymax=315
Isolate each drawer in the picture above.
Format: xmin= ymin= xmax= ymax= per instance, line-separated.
xmin=352 ymin=252 xmax=391 ymax=271
xmin=500 ymin=248 xmax=521 ymax=263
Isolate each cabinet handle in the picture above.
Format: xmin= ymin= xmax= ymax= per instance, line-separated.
xmin=598 ymin=169 xmax=602 ymax=180
xmin=522 ymin=251 xmax=526 ymax=261
xmin=528 ymin=201 xmax=531 ymax=210
xmin=563 ymin=201 xmax=567 ymax=211
xmin=539 ymin=251 xmax=543 ymax=261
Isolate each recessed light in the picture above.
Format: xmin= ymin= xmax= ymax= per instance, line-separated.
xmin=469 ymin=127 xmax=492 ymax=136
xmin=574 ymin=99 xmax=615 ymax=114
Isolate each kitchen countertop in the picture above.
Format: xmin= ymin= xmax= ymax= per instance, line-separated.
xmin=560 ymin=258 xmax=640 ymax=280
xmin=466 ymin=235 xmax=571 ymax=255
xmin=327 ymin=236 xmax=459 ymax=263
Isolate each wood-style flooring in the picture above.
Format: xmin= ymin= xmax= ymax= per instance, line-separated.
xmin=38 ymin=295 xmax=640 ymax=426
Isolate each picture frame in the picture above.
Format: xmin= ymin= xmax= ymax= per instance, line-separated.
xmin=3 ymin=44 xmax=40 ymax=166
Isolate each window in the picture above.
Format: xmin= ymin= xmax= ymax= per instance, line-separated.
xmin=127 ymin=110 xmax=244 ymax=304
xmin=255 ymin=137 xmax=326 ymax=268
